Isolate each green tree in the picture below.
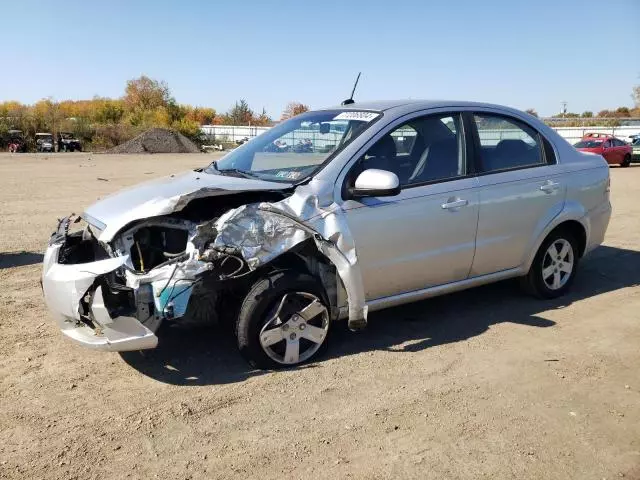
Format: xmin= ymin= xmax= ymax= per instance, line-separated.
xmin=581 ymin=111 xmax=593 ymax=118
xmin=224 ymin=99 xmax=254 ymax=125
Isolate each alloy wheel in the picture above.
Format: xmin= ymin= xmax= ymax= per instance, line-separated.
xmin=259 ymin=292 xmax=329 ymax=365
xmin=541 ymin=238 xmax=574 ymax=290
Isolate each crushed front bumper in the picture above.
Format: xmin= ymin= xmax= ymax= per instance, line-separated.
xmin=42 ymin=242 xmax=159 ymax=352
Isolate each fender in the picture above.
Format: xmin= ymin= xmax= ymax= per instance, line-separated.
xmin=522 ymin=199 xmax=590 ymax=272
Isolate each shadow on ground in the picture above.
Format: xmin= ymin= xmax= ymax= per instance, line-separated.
xmin=0 ymin=251 xmax=44 ymax=269
xmin=120 ymin=245 xmax=640 ymax=386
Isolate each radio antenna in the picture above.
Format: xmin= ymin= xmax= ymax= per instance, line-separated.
xmin=341 ymin=72 xmax=361 ymax=105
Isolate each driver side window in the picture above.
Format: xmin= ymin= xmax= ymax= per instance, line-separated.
xmin=356 ymin=113 xmax=465 ymax=187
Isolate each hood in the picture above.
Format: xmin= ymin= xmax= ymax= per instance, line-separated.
xmin=83 ymin=170 xmax=292 ymax=241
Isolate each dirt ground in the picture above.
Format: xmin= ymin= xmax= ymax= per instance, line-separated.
xmin=0 ymin=152 xmax=638 ymax=480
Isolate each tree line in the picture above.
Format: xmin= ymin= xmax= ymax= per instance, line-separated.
xmin=2 ymin=74 xmax=637 ymax=149
xmin=0 ymin=76 xmax=309 ymax=150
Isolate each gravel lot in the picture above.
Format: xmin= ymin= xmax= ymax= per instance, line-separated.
xmin=1 ymin=153 xmax=638 ymax=480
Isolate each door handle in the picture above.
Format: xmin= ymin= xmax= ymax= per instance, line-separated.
xmin=441 ymin=198 xmax=469 ymax=210
xmin=539 ymin=181 xmax=560 ymax=194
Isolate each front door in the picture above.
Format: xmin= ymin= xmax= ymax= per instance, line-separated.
xmin=340 ymin=112 xmax=479 ymax=301
xmin=602 ymin=139 xmax=616 ymax=163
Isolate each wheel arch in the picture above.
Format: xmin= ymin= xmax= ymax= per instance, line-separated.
xmin=552 ymin=220 xmax=587 ymax=257
xmin=524 ymin=203 xmax=590 ymax=272
xmin=266 ymin=241 xmax=345 ymax=320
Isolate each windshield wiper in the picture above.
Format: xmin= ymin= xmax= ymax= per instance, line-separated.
xmin=217 ymin=168 xmax=259 ymax=179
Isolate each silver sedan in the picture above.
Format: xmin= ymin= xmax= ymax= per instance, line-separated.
xmin=42 ymin=100 xmax=611 ymax=368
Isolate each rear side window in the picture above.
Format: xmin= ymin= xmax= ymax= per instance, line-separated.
xmin=474 ymin=114 xmax=545 ymax=173
xmin=574 ymin=140 xmax=603 ymax=148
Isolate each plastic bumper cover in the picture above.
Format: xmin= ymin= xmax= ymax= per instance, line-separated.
xmin=41 ymin=243 xmax=158 ymax=352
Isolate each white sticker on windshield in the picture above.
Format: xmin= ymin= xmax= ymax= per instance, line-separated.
xmin=333 ymin=111 xmax=379 ymax=122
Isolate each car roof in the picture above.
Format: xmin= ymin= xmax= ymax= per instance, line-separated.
xmin=318 ymin=99 xmax=530 ymax=117
xmin=583 ymin=132 xmax=614 ymax=139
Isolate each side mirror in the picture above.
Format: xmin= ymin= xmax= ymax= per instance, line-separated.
xmin=349 ymin=169 xmax=401 ymax=198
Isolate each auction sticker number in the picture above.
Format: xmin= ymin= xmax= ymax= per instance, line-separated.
xmin=333 ymin=111 xmax=379 ymax=122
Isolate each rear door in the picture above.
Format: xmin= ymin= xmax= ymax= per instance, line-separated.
xmin=613 ymin=138 xmax=627 ymax=163
xmin=468 ymin=112 xmax=566 ymax=276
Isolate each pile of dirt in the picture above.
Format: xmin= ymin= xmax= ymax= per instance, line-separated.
xmin=107 ymin=128 xmax=201 ymax=154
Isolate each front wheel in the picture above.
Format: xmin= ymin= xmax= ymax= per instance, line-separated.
xmin=236 ymin=270 xmax=331 ymax=369
xmin=621 ymin=154 xmax=631 ymax=168
xmin=520 ymin=229 xmax=579 ymax=299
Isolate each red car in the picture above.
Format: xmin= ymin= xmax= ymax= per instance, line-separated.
xmin=574 ymin=133 xmax=632 ymax=167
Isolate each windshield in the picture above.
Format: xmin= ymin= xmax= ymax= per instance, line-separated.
xmin=574 ymin=140 xmax=603 ymax=148
xmin=205 ymin=109 xmax=381 ymax=182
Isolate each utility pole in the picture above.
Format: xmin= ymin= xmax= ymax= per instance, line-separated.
xmin=561 ymin=101 xmax=568 ymax=119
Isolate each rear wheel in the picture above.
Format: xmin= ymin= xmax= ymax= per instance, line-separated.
xmin=236 ymin=271 xmax=331 ymax=369
xmin=521 ymin=229 xmax=579 ymax=299
xmin=621 ymin=154 xmax=631 ymax=168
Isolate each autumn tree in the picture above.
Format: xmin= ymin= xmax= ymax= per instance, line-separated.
xmin=185 ymin=107 xmax=216 ymax=125
xmin=281 ymin=102 xmax=309 ymax=120
xmin=97 ymin=99 xmax=125 ymax=123
xmin=615 ymin=106 xmax=630 ymax=117
xmin=123 ymin=75 xmax=172 ymax=112
xmin=0 ymin=76 xmax=223 ymax=149
xmin=253 ymin=108 xmax=272 ymax=126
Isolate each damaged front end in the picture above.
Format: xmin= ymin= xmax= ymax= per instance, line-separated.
xmin=41 ymin=213 xmax=247 ymax=351
xmin=42 ymin=184 xmax=367 ymax=353
xmin=42 ymin=216 xmax=160 ymax=351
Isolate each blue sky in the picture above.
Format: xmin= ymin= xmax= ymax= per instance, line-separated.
xmin=1 ymin=0 xmax=639 ymax=117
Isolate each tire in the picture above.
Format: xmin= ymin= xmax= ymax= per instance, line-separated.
xmin=520 ymin=228 xmax=579 ymax=299
xmin=621 ymin=154 xmax=631 ymax=168
xmin=236 ymin=270 xmax=331 ymax=369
